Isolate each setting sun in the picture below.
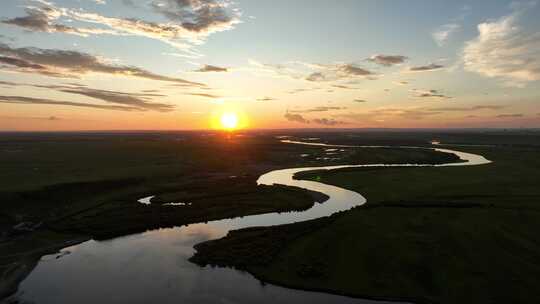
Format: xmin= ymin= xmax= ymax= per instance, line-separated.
xmin=220 ymin=112 xmax=239 ymax=130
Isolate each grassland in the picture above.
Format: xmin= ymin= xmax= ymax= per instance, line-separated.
xmin=192 ymin=134 xmax=540 ymax=304
xmin=0 ymin=130 xmax=460 ymax=299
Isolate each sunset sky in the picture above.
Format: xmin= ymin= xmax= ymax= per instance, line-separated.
xmin=0 ymin=0 xmax=539 ymax=130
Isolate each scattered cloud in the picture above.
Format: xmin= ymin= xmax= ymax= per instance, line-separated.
xmin=306 ymin=72 xmax=326 ymax=82
xmin=290 ymin=106 xmax=345 ymax=113
xmin=338 ymin=104 xmax=508 ymax=124
xmin=0 ymin=55 xmax=46 ymax=69
xmin=0 ymin=115 xmax=61 ymax=121
xmin=428 ymin=105 xmax=505 ymax=111
xmin=286 ymin=87 xmax=320 ymax=94
xmin=185 ymin=92 xmax=221 ymax=98
xmin=284 ymin=111 xmax=347 ymax=125
xmin=0 ymin=43 xmax=203 ymax=85
xmin=353 ymin=99 xmax=367 ymax=103
xmin=338 ymin=108 xmax=442 ymax=121
xmin=432 ymin=5 xmax=470 ymax=47
xmin=1 ymin=6 xmax=118 ymax=37
xmin=0 ymin=80 xmax=19 ymax=86
xmin=368 ymin=54 xmax=408 ymax=66
xmin=0 ymin=95 xmax=140 ymax=111
xmin=256 ymin=96 xmax=275 ymax=101
xmin=1 ymin=0 xmax=241 ymax=52
xmin=304 ymin=64 xmax=375 ymax=82
xmin=496 ymin=113 xmax=524 ymax=118
xmin=432 ymin=23 xmax=460 ymax=46
xmin=150 ymin=0 xmax=240 ymax=33
xmin=0 ymin=81 xmax=174 ymax=111
xmin=58 ymin=87 xmax=174 ymax=111
xmin=331 ymin=84 xmax=354 ymax=89
xmin=284 ymin=112 xmax=309 ymax=124
xmin=462 ymin=9 xmax=540 ymax=87
xmin=338 ymin=64 xmax=374 ymax=76
xmin=411 ymin=89 xmax=452 ymax=99
xmin=408 ymin=63 xmax=445 ymax=72
xmin=194 ymin=64 xmax=228 ymax=72
xmin=249 ymin=59 xmax=375 ymax=83
xmin=312 ymin=118 xmax=348 ymax=126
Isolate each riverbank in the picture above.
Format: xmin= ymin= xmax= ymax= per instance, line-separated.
xmin=0 ymin=130 xmax=517 ymax=302
xmin=191 ymin=145 xmax=540 ymax=303
xmin=0 ymin=178 xmax=322 ymax=299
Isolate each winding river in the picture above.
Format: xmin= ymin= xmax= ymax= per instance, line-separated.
xmin=12 ymin=140 xmax=491 ymax=304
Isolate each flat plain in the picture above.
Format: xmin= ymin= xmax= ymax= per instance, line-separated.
xmin=1 ymin=129 xmax=539 ymax=303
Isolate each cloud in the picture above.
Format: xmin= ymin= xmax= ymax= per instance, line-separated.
xmin=286 ymin=88 xmax=314 ymax=94
xmin=305 ymin=64 xmax=375 ymax=82
xmin=2 ymin=1 xmax=241 ymax=51
xmin=432 ymin=5 xmax=470 ymax=47
xmin=339 ymin=108 xmax=442 ymax=121
xmin=284 ymin=111 xmax=347 ymax=125
xmin=336 ymin=103 xmax=510 ymax=123
xmin=285 ymin=87 xmax=323 ymax=94
xmin=2 ymin=7 xmax=66 ymax=32
xmin=58 ymin=87 xmax=174 ymax=111
xmin=331 ymin=84 xmax=354 ymax=89
xmin=194 ymin=64 xmax=228 ymax=72
xmin=432 ymin=23 xmax=460 ymax=46
xmin=0 ymin=55 xmax=47 ymax=69
xmin=150 ymin=0 xmax=240 ymax=33
xmin=306 ymin=72 xmax=326 ymax=82
xmin=1 ymin=6 xmax=119 ymax=37
xmin=340 ymin=104 xmax=507 ymax=123
xmin=496 ymin=113 xmax=524 ymax=118
xmin=312 ymin=118 xmax=348 ymax=126
xmin=368 ymin=54 xmax=408 ymax=66
xmin=353 ymin=99 xmax=367 ymax=103
xmin=284 ymin=112 xmax=309 ymax=124
xmin=290 ymin=106 xmax=345 ymax=113
xmin=0 ymin=115 xmax=61 ymax=121
xmin=0 ymin=43 xmax=203 ymax=85
xmin=0 ymin=95 xmax=140 ymax=111
xmin=412 ymin=89 xmax=451 ymax=99
xmin=249 ymin=59 xmax=375 ymax=83
xmin=0 ymin=81 xmax=174 ymax=111
xmin=185 ymin=92 xmax=221 ymax=98
xmin=409 ymin=63 xmax=445 ymax=72
xmin=338 ymin=64 xmax=374 ymax=76
xmin=0 ymin=80 xmax=19 ymax=86
xmin=462 ymin=10 xmax=540 ymax=87
xmin=429 ymin=105 xmax=505 ymax=111
xmin=256 ymin=96 xmax=275 ymax=101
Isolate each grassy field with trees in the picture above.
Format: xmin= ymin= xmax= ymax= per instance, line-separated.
xmin=192 ymin=135 xmax=540 ymax=304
